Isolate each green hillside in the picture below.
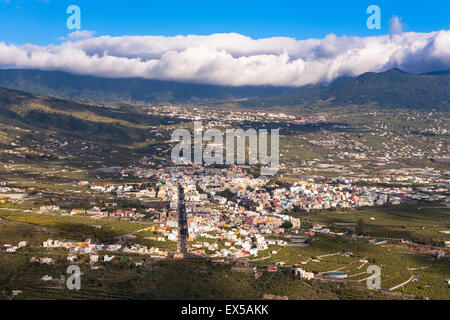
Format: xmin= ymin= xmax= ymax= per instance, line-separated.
xmin=240 ymin=69 xmax=450 ymax=110
xmin=0 ymin=69 xmax=297 ymax=105
xmin=0 ymin=86 xmax=171 ymax=145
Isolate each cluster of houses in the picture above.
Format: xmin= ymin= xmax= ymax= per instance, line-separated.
xmin=73 ymin=163 xmax=449 ymax=258
xmin=146 ymin=104 xmax=300 ymax=123
xmin=3 ymin=241 xmax=27 ymax=252
xmin=110 ymin=165 xmax=447 ymax=214
xmin=86 ymin=178 xmax=179 ymax=203
xmin=0 ymin=184 xmax=28 ymax=200
xmin=41 ymin=238 xmax=170 ymax=259
xmin=177 ymin=169 xmax=296 ymax=258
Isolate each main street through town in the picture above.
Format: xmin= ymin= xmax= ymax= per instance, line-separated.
xmin=177 ymin=184 xmax=188 ymax=254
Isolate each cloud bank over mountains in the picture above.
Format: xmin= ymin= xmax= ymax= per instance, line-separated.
xmin=0 ymin=27 xmax=449 ymax=87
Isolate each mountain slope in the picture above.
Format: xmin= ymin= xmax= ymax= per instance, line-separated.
xmin=240 ymin=69 xmax=450 ymax=110
xmin=0 ymin=69 xmax=298 ymax=105
xmin=0 ymin=86 xmax=171 ymax=145
xmin=1 ymin=68 xmax=448 ymax=110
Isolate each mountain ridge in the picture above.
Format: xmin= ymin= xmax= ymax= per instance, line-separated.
xmin=0 ymin=68 xmax=448 ymax=110
xmin=239 ymin=68 xmax=450 ymax=110
xmin=0 ymin=68 xmax=299 ymax=105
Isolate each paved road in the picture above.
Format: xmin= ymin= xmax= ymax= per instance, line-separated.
xmin=177 ymin=185 xmax=189 ymax=254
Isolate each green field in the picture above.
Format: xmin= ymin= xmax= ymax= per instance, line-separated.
xmin=308 ymin=205 xmax=450 ymax=242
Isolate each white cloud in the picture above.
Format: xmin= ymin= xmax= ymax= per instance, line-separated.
xmin=0 ymin=30 xmax=449 ymax=86
xmin=58 ymin=30 xmax=96 ymax=42
xmin=67 ymin=30 xmax=96 ymax=40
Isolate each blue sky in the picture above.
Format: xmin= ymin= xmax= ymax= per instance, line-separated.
xmin=1 ymin=0 xmax=449 ymax=44
xmin=1 ymin=0 xmax=449 ymax=86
